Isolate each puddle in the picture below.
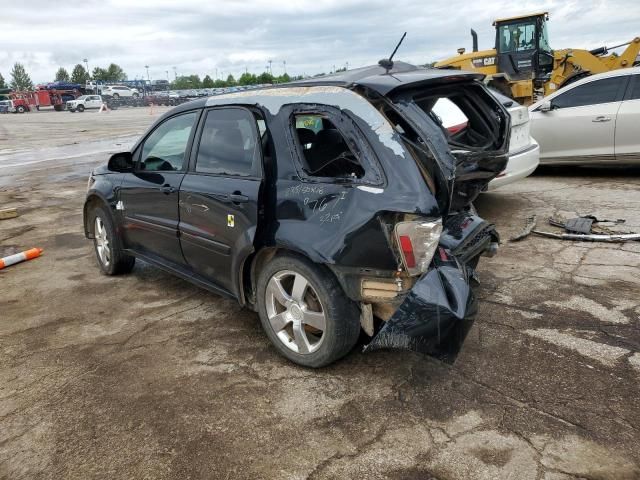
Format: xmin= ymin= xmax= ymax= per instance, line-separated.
xmin=0 ymin=135 xmax=137 ymax=169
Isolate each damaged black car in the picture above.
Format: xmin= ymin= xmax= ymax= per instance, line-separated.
xmin=83 ymin=62 xmax=510 ymax=367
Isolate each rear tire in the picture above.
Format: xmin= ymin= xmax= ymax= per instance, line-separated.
xmin=256 ymin=253 xmax=360 ymax=367
xmin=89 ymin=205 xmax=135 ymax=275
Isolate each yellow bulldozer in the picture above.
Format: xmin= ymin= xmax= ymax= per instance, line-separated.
xmin=435 ymin=12 xmax=640 ymax=105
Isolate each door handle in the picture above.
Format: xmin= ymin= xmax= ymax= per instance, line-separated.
xmin=592 ymin=116 xmax=612 ymax=123
xmin=229 ymin=193 xmax=249 ymax=203
xmin=160 ymin=184 xmax=176 ymax=194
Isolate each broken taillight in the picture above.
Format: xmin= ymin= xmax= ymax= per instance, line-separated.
xmin=395 ymin=219 xmax=443 ymax=276
xmin=398 ymin=235 xmax=416 ymax=268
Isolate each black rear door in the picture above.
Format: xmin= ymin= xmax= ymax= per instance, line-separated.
xmin=119 ymin=110 xmax=199 ymax=266
xmin=178 ymin=107 xmax=263 ymax=297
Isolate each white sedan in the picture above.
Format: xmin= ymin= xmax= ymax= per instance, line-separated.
xmin=530 ymin=68 xmax=640 ymax=164
xmin=433 ymin=91 xmax=539 ymax=189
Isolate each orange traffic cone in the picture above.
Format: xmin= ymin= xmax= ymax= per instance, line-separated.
xmin=0 ymin=247 xmax=43 ymax=269
xmin=99 ymin=103 xmax=110 ymax=113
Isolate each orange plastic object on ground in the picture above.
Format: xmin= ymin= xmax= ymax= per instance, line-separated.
xmin=0 ymin=247 xmax=43 ymax=269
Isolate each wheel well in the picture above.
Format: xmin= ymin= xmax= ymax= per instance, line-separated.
xmin=244 ymin=247 xmax=337 ymax=310
xmin=83 ymin=195 xmax=108 ymax=238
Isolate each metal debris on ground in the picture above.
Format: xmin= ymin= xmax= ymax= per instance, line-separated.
xmin=510 ymin=214 xmax=639 ymax=243
xmin=533 ymin=231 xmax=640 ymax=242
xmin=509 ymin=215 xmax=537 ymax=242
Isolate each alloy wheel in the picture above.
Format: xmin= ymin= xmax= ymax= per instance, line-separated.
xmin=265 ymin=270 xmax=326 ymax=354
xmin=94 ymin=216 xmax=111 ymax=267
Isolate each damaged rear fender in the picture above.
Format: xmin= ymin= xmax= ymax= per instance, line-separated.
xmin=365 ymin=257 xmax=477 ymax=363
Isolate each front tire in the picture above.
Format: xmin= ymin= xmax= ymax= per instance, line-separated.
xmin=90 ymin=205 xmax=135 ymax=275
xmin=16 ymin=105 xmax=25 ymax=113
xmin=77 ymin=105 xmax=85 ymax=112
xmin=256 ymin=254 xmax=360 ymax=367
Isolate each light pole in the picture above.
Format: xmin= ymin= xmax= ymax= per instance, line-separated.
xmin=145 ymin=65 xmax=150 ymax=81
xmin=83 ymin=58 xmax=89 ymax=80
xmin=268 ymin=59 xmax=273 ymax=76
xmin=166 ymin=70 xmax=169 ymax=81
xmin=283 ymin=60 xmax=286 ymax=75
xmin=173 ymin=66 xmax=177 ymax=80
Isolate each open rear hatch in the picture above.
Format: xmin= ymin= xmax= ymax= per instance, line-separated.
xmin=378 ymin=73 xmax=510 ymax=213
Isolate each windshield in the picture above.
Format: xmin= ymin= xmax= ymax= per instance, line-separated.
xmin=498 ymin=21 xmax=536 ymax=53
xmin=539 ymin=20 xmax=551 ymax=53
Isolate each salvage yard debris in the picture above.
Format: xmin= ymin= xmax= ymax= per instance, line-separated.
xmin=0 ymin=247 xmax=43 ymax=269
xmin=509 ymin=215 xmax=537 ymax=241
xmin=510 ymin=215 xmax=639 ymax=243
xmin=0 ymin=207 xmax=19 ymax=220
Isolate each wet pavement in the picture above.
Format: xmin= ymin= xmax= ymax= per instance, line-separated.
xmin=1 ymin=110 xmax=639 ymax=479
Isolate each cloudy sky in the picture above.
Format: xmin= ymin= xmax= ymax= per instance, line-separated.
xmin=1 ymin=0 xmax=639 ymax=84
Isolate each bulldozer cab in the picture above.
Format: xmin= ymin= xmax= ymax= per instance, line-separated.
xmin=494 ymin=12 xmax=553 ymax=81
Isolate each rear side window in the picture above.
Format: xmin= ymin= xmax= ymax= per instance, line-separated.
xmin=195 ymin=108 xmax=260 ymax=176
xmin=292 ymin=114 xmax=364 ymax=179
xmin=552 ymin=77 xmax=626 ymax=109
xmin=140 ymin=112 xmax=197 ymax=171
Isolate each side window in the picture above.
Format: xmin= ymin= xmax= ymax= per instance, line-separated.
xmin=628 ymin=75 xmax=640 ymax=101
xmin=140 ymin=112 xmax=197 ymax=172
xmin=292 ymin=114 xmax=364 ymax=179
xmin=195 ymin=108 xmax=260 ymax=176
xmin=552 ymin=77 xmax=626 ymax=109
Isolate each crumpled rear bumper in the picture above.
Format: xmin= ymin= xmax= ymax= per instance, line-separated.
xmin=364 ymin=255 xmax=477 ymax=363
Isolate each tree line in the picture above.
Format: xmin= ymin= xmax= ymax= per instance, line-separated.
xmin=1 ymin=62 xmax=303 ymax=92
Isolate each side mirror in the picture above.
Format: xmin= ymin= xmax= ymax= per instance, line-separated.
xmin=107 ymin=152 xmax=134 ymax=172
xmin=539 ymin=100 xmax=553 ymax=112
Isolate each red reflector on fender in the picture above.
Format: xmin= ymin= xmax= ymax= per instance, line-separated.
xmin=399 ymin=235 xmax=416 ymax=268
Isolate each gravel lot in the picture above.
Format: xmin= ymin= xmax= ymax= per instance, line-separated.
xmin=1 ymin=108 xmax=639 ymax=480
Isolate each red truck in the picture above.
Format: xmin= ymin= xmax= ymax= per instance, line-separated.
xmin=0 ymin=85 xmax=83 ymax=113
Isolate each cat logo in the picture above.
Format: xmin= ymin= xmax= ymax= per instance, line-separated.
xmin=227 ymin=214 xmax=235 ymax=227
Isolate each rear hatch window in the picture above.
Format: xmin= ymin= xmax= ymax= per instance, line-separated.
xmin=384 ymin=81 xmax=510 ymax=211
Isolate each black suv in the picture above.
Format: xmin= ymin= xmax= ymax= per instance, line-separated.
xmin=84 ymin=62 xmax=509 ymax=367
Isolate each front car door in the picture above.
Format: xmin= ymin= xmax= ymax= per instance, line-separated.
xmin=119 ymin=110 xmax=200 ymax=266
xmin=179 ymin=107 xmax=263 ymax=296
xmin=530 ymin=75 xmax=629 ymax=163
xmin=87 ymin=96 xmax=101 ymax=109
xmin=614 ymin=74 xmax=640 ymax=163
